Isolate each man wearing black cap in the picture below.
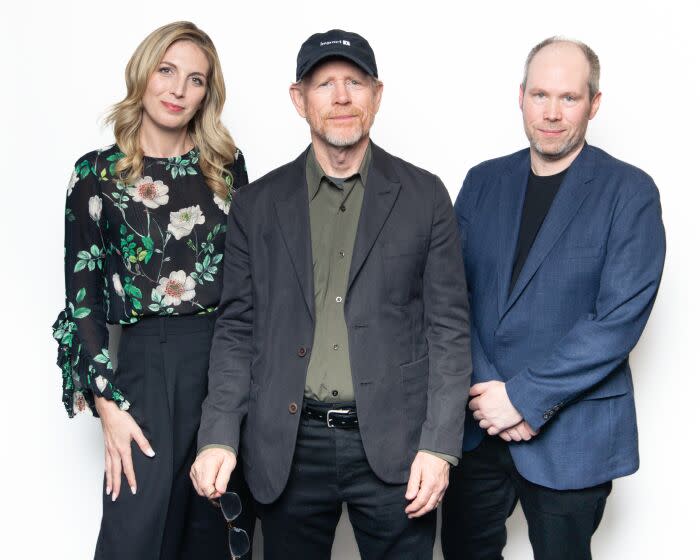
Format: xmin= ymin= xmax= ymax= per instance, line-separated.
xmin=192 ymin=29 xmax=472 ymax=559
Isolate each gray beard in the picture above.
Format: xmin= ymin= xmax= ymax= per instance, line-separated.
xmin=322 ymin=129 xmax=364 ymax=148
xmin=531 ymin=134 xmax=583 ymax=161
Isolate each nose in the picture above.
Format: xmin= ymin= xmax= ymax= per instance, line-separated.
xmin=332 ymin=82 xmax=350 ymax=104
xmin=544 ymin=98 xmax=561 ymax=121
xmin=171 ymin=76 xmax=187 ymax=99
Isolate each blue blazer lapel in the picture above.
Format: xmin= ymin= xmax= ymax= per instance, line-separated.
xmin=496 ymin=151 xmax=529 ymax=319
xmin=503 ymin=144 xmax=597 ymax=318
xmin=347 ymin=143 xmax=401 ymax=292
xmin=273 ymin=148 xmax=315 ymax=319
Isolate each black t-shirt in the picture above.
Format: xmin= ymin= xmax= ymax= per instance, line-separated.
xmin=509 ymin=167 xmax=568 ymax=293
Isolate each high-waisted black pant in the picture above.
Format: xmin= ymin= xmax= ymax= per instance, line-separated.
xmin=94 ymin=314 xmax=255 ymax=560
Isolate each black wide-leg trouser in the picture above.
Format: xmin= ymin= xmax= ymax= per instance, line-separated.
xmin=94 ymin=314 xmax=255 ymax=560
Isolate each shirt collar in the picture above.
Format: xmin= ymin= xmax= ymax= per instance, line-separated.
xmin=306 ymin=143 xmax=372 ymax=201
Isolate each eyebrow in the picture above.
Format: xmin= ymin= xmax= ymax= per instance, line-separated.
xmin=160 ymin=60 xmax=207 ymax=79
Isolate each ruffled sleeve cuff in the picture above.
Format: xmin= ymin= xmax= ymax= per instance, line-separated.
xmin=52 ymin=308 xmax=130 ymax=418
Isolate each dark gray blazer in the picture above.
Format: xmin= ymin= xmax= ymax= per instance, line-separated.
xmin=198 ymin=143 xmax=472 ymax=503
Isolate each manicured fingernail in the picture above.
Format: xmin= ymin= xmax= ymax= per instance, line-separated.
xmin=106 ymin=486 xmax=111 ymax=495
xmin=146 ymin=448 xmax=155 ymax=457
xmin=112 ymin=492 xmax=117 ymax=502
xmin=131 ymin=486 xmax=137 ymax=495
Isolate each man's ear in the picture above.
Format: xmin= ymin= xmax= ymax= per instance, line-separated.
xmin=518 ymin=84 xmax=524 ymax=111
xmin=588 ymin=91 xmax=602 ymax=120
xmin=289 ymin=84 xmax=307 ymax=119
xmin=372 ymin=80 xmax=384 ymax=115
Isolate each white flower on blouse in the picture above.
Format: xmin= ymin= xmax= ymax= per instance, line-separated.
xmin=156 ymin=270 xmax=196 ymax=306
xmin=88 ymin=195 xmax=102 ymax=221
xmin=213 ymin=193 xmax=231 ymax=215
xmin=119 ymin=400 xmax=131 ymax=411
xmin=167 ymin=205 xmax=205 ymax=240
xmin=73 ymin=391 xmax=87 ymax=414
xmin=126 ymin=176 xmax=170 ymax=208
xmin=67 ymin=170 xmax=79 ymax=197
xmin=112 ymin=274 xmax=125 ymax=297
xmin=95 ymin=375 xmax=108 ymax=393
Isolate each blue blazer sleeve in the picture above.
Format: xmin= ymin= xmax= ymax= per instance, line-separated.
xmin=505 ymin=178 xmax=666 ymax=431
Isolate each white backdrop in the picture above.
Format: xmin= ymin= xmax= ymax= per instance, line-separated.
xmin=2 ymin=0 xmax=698 ymax=558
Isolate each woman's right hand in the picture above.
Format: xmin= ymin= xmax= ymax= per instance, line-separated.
xmin=95 ymin=396 xmax=155 ymax=501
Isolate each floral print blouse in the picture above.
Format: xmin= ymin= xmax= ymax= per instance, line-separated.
xmin=52 ymin=145 xmax=247 ymax=417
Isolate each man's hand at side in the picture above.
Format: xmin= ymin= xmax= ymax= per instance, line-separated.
xmin=469 ymin=380 xmax=523 ymax=435
xmin=497 ymin=420 xmax=538 ymax=442
xmin=190 ymin=447 xmax=237 ymax=499
xmin=404 ymin=451 xmax=450 ymax=518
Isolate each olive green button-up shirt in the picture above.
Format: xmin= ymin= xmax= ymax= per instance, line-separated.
xmin=304 ymin=146 xmax=457 ymax=467
xmin=199 ymin=144 xmax=457 ymax=466
xmin=304 ymin=146 xmax=370 ymax=402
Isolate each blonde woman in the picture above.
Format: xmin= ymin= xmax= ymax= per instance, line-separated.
xmin=52 ymin=21 xmax=253 ymax=559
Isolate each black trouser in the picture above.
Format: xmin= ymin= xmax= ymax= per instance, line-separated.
xmin=255 ymin=400 xmax=435 ymax=560
xmin=441 ymin=436 xmax=611 ymax=560
xmin=94 ymin=315 xmax=255 ymax=560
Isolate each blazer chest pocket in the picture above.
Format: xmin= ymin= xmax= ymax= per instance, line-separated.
xmin=381 ymin=237 xmax=427 ymax=305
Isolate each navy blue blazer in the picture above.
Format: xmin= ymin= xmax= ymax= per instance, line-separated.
xmin=456 ymin=144 xmax=665 ymax=490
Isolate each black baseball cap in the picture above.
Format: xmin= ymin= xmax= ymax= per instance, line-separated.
xmin=296 ymin=29 xmax=378 ymax=82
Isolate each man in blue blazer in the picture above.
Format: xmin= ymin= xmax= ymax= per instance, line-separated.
xmin=441 ymin=38 xmax=665 ymax=560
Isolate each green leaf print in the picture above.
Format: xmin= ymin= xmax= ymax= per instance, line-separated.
xmin=123 ymin=284 xmax=142 ymax=299
xmin=94 ymin=349 xmax=112 ymax=369
xmin=76 ymin=288 xmax=86 ymax=303
xmin=141 ymin=236 xmax=155 ymax=264
xmin=76 ymin=160 xmax=91 ymax=179
xmin=73 ymin=307 xmax=91 ymax=319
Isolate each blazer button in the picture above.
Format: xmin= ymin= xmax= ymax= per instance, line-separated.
xmin=288 ymin=402 xmax=298 ymax=414
xmin=297 ymin=346 xmax=307 ymax=357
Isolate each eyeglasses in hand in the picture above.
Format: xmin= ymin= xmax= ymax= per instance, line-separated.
xmin=212 ymin=492 xmax=250 ymax=559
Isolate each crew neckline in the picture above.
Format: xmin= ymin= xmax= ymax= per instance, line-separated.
xmin=143 ymin=147 xmax=199 ymax=161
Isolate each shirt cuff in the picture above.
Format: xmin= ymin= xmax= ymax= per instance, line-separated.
xmin=419 ymin=449 xmax=459 ymax=467
xmin=197 ymin=444 xmax=236 ymax=457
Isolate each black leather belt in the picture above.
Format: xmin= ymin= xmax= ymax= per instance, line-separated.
xmin=302 ymin=401 xmax=359 ymax=429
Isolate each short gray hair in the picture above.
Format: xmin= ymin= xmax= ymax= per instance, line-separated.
xmin=522 ymin=36 xmax=600 ymax=99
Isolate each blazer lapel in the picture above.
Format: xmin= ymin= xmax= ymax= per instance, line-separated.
xmin=347 ymin=143 xmax=401 ymax=292
xmin=503 ymin=144 xmax=597 ymax=317
xmin=273 ymin=148 xmax=315 ymax=318
xmin=496 ymin=151 xmax=530 ymax=320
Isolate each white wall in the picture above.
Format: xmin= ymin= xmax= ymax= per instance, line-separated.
xmin=2 ymin=0 xmax=697 ymax=557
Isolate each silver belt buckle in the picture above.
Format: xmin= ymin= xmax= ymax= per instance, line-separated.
xmin=326 ymin=408 xmax=351 ymax=428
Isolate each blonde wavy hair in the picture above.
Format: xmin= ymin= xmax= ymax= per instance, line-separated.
xmin=106 ymin=21 xmax=236 ymax=198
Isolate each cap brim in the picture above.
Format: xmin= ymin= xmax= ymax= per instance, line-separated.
xmin=297 ymin=50 xmax=376 ymax=81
